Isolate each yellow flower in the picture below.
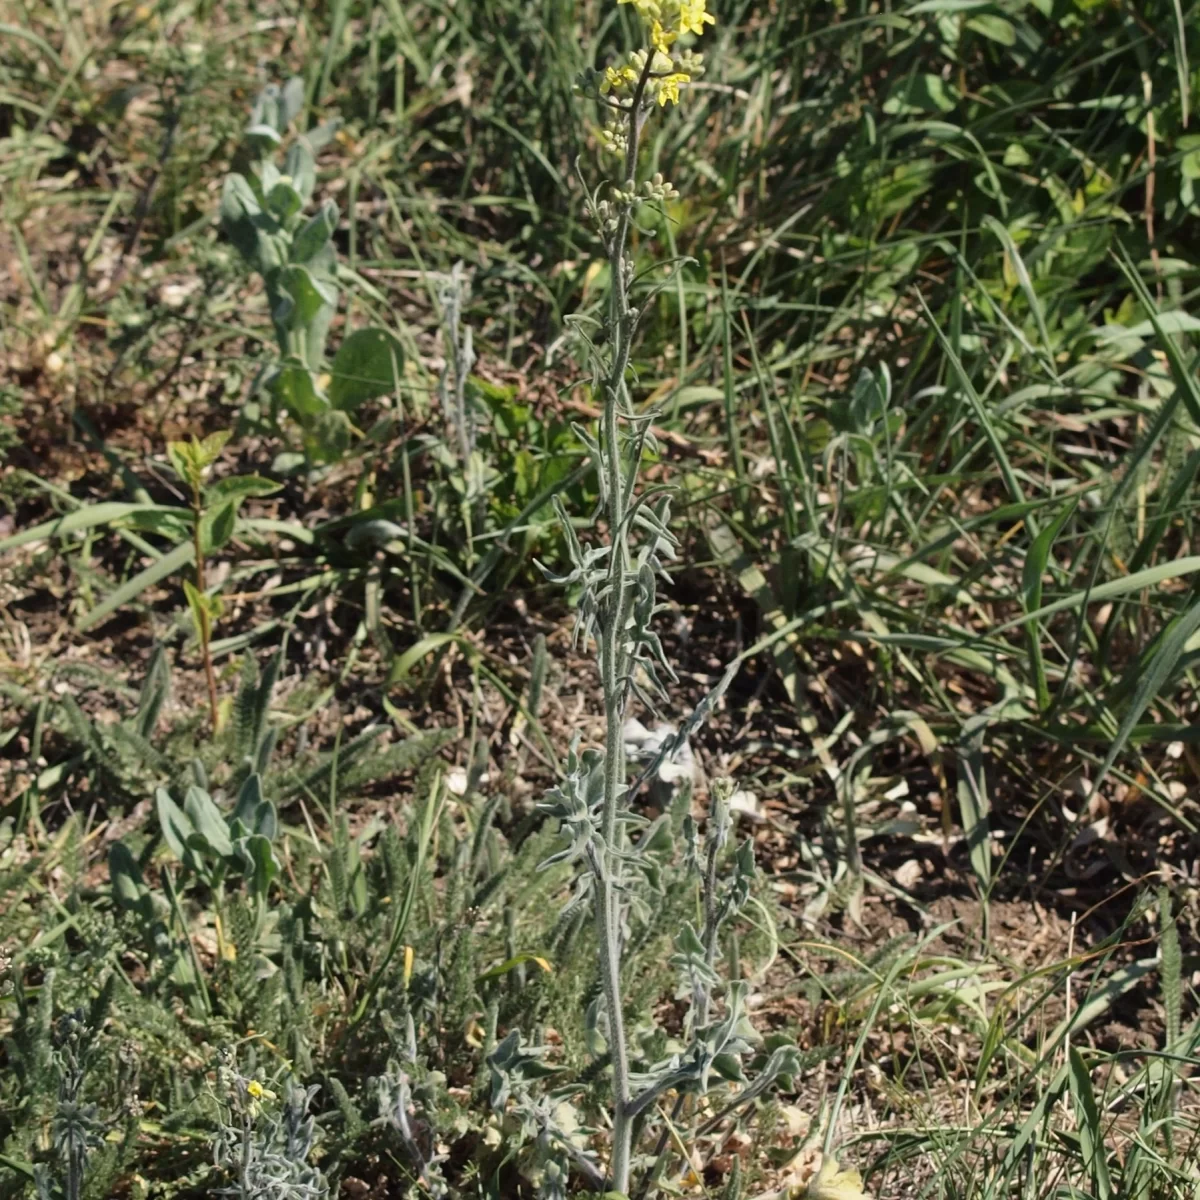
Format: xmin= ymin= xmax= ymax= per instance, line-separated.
xmin=679 ymin=0 xmax=716 ymax=35
xmin=246 ymin=1079 xmax=275 ymax=1102
xmin=601 ymin=63 xmax=639 ymax=93
xmin=656 ymin=72 xmax=690 ymax=106
xmin=650 ymin=18 xmax=678 ymax=50
xmin=803 ymin=1156 xmax=868 ymax=1200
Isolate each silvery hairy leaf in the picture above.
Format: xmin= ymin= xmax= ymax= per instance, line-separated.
xmin=486 ymin=1031 xmax=561 ymax=1110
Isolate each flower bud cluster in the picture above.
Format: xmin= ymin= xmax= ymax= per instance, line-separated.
xmin=594 ymin=198 xmax=621 ymax=233
xmin=642 ymin=172 xmax=679 ymax=203
xmin=593 ymin=23 xmax=709 ymax=118
xmin=599 ymin=121 xmax=629 ymax=157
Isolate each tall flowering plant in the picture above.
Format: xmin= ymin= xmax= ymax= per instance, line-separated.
xmin=487 ymin=3 xmax=805 ymax=1196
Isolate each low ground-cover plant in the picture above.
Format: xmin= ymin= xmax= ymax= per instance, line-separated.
xmin=1 ymin=689 xmax=785 ymax=1197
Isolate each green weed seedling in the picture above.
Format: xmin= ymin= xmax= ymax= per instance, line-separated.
xmin=105 ymin=762 xmax=282 ymax=1012
xmin=105 ymin=651 xmax=284 ymax=1012
xmin=221 ymin=79 xmax=404 ymax=468
xmin=166 ymin=431 xmax=280 ymax=735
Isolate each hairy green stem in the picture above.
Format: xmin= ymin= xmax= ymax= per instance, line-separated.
xmin=240 ymin=1111 xmax=253 ymax=1198
xmin=698 ymin=825 xmax=721 ymax=1027
xmin=595 ymin=51 xmax=655 ymax=1196
xmin=596 ymin=255 xmax=634 ymax=1199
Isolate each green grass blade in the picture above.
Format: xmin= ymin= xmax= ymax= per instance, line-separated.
xmin=1022 ymin=498 xmax=1077 ymax=712
xmin=1068 ymin=1046 xmax=1113 ymax=1200
xmin=1089 ymin=598 xmax=1200 ymax=799
xmin=77 ymin=541 xmax=195 ymax=631
xmin=988 ymin=557 xmax=1200 ymax=637
xmin=0 ymin=503 xmax=183 ymax=553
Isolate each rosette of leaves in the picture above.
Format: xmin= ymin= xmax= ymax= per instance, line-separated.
xmin=220 ymin=80 xmax=404 ymax=465
xmin=154 ymin=771 xmax=281 ymax=905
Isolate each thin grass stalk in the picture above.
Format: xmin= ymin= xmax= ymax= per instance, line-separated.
xmin=189 ymin=479 xmax=219 ymax=736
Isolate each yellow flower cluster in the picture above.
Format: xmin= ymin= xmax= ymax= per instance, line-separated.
xmin=621 ymin=0 xmax=715 ymax=50
xmin=656 ymin=71 xmax=690 ymax=106
xmin=243 ymin=1077 xmax=277 ymax=1118
xmin=608 ymin=0 xmax=715 ymax=105
xmin=602 ymin=63 xmax=639 ymax=94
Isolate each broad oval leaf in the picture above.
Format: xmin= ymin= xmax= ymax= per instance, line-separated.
xmin=328 ymin=327 xmax=405 ymax=411
xmin=244 ymin=834 xmax=280 ymax=897
xmin=290 ymin=200 xmax=339 ymax=265
xmin=156 ymin=787 xmax=196 ymax=863
xmin=233 ymin=771 xmax=264 ymax=827
xmin=882 ymin=73 xmax=960 ymax=115
xmin=284 ymin=139 xmax=316 ymax=202
xmin=271 ymin=361 xmax=329 ymax=422
xmin=266 ymin=179 xmax=304 ymax=224
xmin=200 ymin=501 xmax=238 ymax=554
xmin=109 ymin=842 xmax=147 ymax=911
xmin=184 ymin=785 xmax=234 ymax=859
xmin=253 ymin=800 xmax=278 ymax=840
xmin=206 ymin=475 xmax=281 ymax=505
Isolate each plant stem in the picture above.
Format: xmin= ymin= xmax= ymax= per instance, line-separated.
xmin=596 ymin=338 xmax=634 ymax=1194
xmin=192 ymin=488 xmax=219 ymax=735
xmin=698 ymin=827 xmax=721 ymax=1027
xmin=240 ymin=1110 xmax=252 ymax=1198
xmin=594 ymin=52 xmax=655 ymax=1196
